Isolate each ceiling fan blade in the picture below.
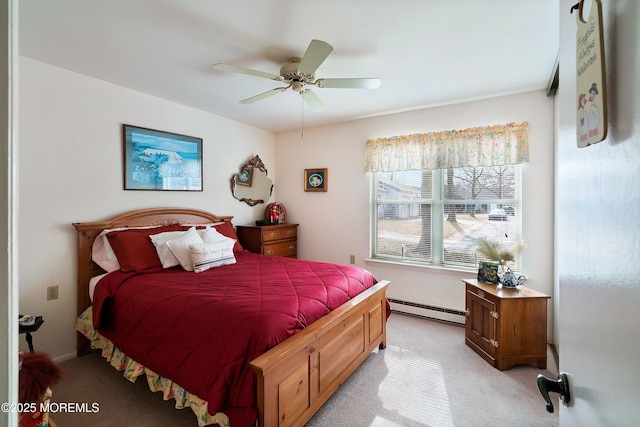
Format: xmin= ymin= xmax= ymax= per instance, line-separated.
xmin=212 ymin=63 xmax=281 ymax=80
xmin=315 ymin=78 xmax=381 ymax=89
xmin=239 ymin=87 xmax=288 ymax=104
xmin=298 ymin=39 xmax=334 ymax=75
xmin=301 ymin=90 xmax=326 ymax=112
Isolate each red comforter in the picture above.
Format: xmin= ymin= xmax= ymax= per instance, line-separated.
xmin=92 ymin=251 xmax=380 ymax=426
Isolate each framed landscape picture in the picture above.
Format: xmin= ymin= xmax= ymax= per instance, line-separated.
xmin=123 ymin=124 xmax=203 ymax=191
xmin=304 ymin=168 xmax=327 ymax=192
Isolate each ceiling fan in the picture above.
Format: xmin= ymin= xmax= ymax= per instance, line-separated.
xmin=212 ymin=39 xmax=381 ymax=112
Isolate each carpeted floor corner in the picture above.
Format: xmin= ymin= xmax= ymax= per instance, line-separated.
xmin=306 ymin=313 xmax=559 ymax=427
xmin=51 ymin=313 xmax=559 ymax=426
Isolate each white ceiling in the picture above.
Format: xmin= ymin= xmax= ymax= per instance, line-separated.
xmin=19 ymin=0 xmax=559 ymax=133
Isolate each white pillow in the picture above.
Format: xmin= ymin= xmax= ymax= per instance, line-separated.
xmin=190 ymin=240 xmax=236 ymax=273
xmin=150 ymin=230 xmax=186 ymax=268
xmin=199 ymin=226 xmax=236 ymax=244
xmin=92 ymin=232 xmax=120 ymax=272
xmin=166 ymin=227 xmax=204 ymax=271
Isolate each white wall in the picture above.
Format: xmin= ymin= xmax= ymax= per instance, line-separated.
xmin=18 ymin=57 xmax=276 ymax=360
xmin=17 ymin=57 xmax=555 ymax=360
xmin=276 ymin=90 xmax=555 ymax=339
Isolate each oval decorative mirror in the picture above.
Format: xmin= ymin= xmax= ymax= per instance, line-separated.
xmin=231 ymin=155 xmax=273 ymax=206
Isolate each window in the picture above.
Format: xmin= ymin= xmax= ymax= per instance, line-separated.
xmin=372 ymin=165 xmax=522 ymax=270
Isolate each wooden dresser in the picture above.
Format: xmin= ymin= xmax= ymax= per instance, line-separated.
xmin=463 ymin=279 xmax=550 ymax=371
xmin=236 ymin=223 xmax=298 ymax=258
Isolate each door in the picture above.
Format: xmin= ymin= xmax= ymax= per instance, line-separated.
xmin=465 ymin=287 xmax=497 ymax=361
xmin=556 ymin=0 xmax=640 ymax=425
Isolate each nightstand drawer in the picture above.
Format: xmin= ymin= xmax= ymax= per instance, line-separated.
xmin=263 ymin=241 xmax=297 ymax=257
xmin=262 ymin=227 xmax=297 ymax=242
xmin=236 ymin=224 xmax=299 ymax=259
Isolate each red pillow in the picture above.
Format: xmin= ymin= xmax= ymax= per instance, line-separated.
xmin=187 ymin=222 xmax=244 ymax=252
xmin=212 ymin=222 xmax=244 ymax=252
xmin=106 ymin=224 xmax=184 ymax=272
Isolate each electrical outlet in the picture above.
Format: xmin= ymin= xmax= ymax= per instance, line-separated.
xmin=349 ymin=255 xmax=356 ymax=264
xmin=47 ymin=285 xmax=59 ymax=300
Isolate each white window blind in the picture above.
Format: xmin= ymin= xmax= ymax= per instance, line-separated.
xmin=373 ymin=165 xmax=522 ymax=271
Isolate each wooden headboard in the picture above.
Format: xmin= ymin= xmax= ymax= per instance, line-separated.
xmin=72 ymin=207 xmax=233 ymax=356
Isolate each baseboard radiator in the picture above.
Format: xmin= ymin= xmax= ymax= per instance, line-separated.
xmin=388 ymin=298 xmax=465 ymax=326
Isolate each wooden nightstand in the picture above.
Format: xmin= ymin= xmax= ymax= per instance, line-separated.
xmin=236 ymin=224 xmax=298 ymax=258
xmin=463 ymin=279 xmax=550 ymax=370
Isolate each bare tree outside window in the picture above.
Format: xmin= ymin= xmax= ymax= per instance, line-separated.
xmin=374 ymin=165 xmax=521 ymax=270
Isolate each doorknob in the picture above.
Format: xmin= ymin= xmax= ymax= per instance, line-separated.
xmin=536 ymin=372 xmax=571 ymax=413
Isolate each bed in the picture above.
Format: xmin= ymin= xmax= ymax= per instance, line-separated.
xmin=73 ymin=207 xmax=389 ymax=427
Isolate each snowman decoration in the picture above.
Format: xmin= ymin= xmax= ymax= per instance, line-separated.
xmin=577 ymin=93 xmax=589 ymax=143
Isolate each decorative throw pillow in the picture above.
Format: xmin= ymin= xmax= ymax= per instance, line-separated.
xmin=211 ymin=222 xmax=244 ymax=252
xmin=199 ymin=226 xmax=236 ymax=244
xmin=166 ymin=227 xmax=205 ymax=271
xmin=105 ymin=224 xmax=184 ymax=272
xmin=190 ymin=240 xmax=236 ymax=273
xmin=93 ymin=225 xmax=164 ymax=272
xmin=150 ymin=230 xmax=187 ymax=268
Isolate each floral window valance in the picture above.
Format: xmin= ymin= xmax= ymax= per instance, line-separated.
xmin=365 ymin=121 xmax=529 ymax=172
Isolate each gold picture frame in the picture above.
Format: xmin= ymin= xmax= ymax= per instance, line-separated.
xmin=304 ymin=168 xmax=327 ymax=192
xmin=236 ymin=166 xmax=253 ymax=187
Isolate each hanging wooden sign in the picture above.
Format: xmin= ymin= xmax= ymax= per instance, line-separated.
xmin=576 ymin=0 xmax=607 ymax=147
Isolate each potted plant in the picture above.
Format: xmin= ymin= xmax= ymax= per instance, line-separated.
xmin=476 ymin=237 xmax=527 ymax=287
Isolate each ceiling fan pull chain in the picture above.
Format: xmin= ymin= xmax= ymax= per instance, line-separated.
xmin=301 ymin=95 xmax=304 ymax=138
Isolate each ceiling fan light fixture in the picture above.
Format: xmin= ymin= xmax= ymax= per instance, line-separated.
xmin=213 ymin=39 xmax=381 ymax=110
xmin=291 ymin=81 xmax=305 ymax=92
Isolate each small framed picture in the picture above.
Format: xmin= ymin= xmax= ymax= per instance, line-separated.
xmin=477 ymin=261 xmax=499 ymax=284
xmin=304 ymin=168 xmax=327 ymax=192
xmin=236 ymin=166 xmax=253 ymax=187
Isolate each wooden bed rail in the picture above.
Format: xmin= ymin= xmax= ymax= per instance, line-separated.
xmin=251 ymin=280 xmax=389 ymax=427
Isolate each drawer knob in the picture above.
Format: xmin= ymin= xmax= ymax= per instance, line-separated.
xmin=288 ymin=245 xmax=295 ymax=251
xmin=269 ymin=232 xmax=277 ymax=238
xmin=266 ymin=250 xmax=273 ymax=255
xmin=286 ymin=230 xmax=293 ymax=236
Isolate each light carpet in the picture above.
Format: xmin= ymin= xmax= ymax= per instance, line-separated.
xmin=51 ymin=312 xmax=559 ymax=426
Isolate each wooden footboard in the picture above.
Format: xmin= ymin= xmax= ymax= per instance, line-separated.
xmin=74 ymin=208 xmax=390 ymax=427
xmin=250 ymin=280 xmax=389 ymax=427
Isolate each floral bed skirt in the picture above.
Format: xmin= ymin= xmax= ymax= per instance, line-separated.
xmin=76 ymin=307 xmax=230 ymax=427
